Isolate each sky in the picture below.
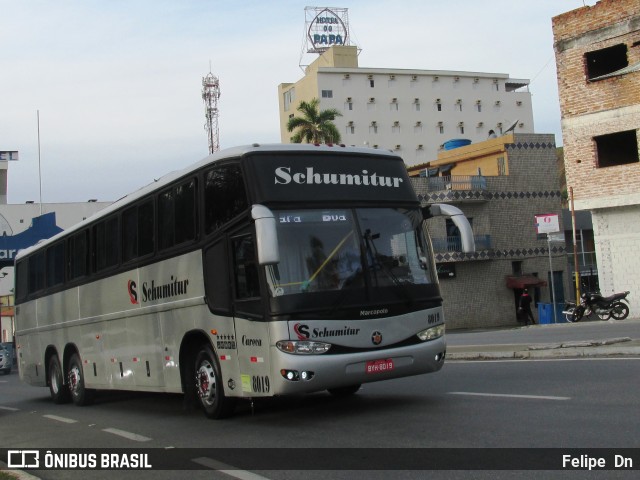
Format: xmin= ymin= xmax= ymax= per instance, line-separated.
xmin=1 ymin=0 xmax=594 ymax=204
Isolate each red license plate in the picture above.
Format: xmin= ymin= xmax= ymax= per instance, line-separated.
xmin=366 ymin=358 xmax=394 ymax=374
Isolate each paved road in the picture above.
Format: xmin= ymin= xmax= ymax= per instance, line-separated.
xmin=3 ymin=357 xmax=640 ymax=479
xmin=2 ymin=318 xmax=639 ymax=479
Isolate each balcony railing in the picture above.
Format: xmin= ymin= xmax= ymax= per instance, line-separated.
xmin=432 ymin=234 xmax=493 ymax=253
xmin=567 ymin=251 xmax=597 ymax=270
xmin=426 ymin=175 xmax=487 ymax=192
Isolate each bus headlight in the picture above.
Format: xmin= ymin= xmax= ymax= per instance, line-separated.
xmin=417 ymin=324 xmax=445 ymax=341
xmin=276 ymin=340 xmax=331 ymax=354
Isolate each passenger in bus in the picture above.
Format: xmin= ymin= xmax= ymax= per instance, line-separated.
xmin=305 ymin=237 xmax=339 ymax=291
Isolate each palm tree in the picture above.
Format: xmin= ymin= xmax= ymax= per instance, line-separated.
xmin=287 ymin=98 xmax=342 ymax=144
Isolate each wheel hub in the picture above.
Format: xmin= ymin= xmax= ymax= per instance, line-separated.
xmin=196 ymin=361 xmax=216 ymax=405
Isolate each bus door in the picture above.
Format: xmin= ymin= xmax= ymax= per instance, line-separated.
xmin=229 ymin=232 xmax=273 ymax=397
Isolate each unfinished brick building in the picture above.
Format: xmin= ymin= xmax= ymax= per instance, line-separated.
xmin=552 ymin=0 xmax=640 ymax=311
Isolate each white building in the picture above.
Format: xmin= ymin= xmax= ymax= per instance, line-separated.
xmin=278 ymin=46 xmax=535 ymax=166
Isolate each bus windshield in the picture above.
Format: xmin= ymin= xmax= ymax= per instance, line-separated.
xmin=266 ymin=207 xmax=433 ymax=298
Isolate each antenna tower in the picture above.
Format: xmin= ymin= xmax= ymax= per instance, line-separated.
xmin=202 ymin=67 xmax=221 ymax=154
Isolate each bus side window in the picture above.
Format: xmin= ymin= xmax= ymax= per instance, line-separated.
xmin=204 ymin=165 xmax=248 ymax=234
xmin=122 ymin=199 xmax=155 ymax=263
xmin=15 ymin=259 xmax=28 ymax=302
xmin=28 ymin=251 xmax=45 ymax=294
xmin=46 ymin=242 xmax=65 ymax=288
xmin=203 ymin=239 xmax=231 ymax=314
xmin=158 ymin=178 xmax=197 ymax=251
xmin=232 ymin=236 xmax=260 ymax=300
xmin=94 ymin=215 xmax=120 ymax=272
xmin=68 ymin=230 xmax=89 ymax=280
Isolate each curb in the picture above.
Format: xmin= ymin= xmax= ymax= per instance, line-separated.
xmin=0 ymin=462 xmax=40 ymax=480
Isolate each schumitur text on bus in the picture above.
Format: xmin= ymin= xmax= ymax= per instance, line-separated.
xmin=274 ymin=167 xmax=405 ymax=188
xmin=128 ymin=276 xmax=189 ymax=304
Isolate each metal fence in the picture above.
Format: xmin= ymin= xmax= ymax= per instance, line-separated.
xmin=426 ymin=175 xmax=487 ymax=192
xmin=432 ymin=234 xmax=492 ymax=252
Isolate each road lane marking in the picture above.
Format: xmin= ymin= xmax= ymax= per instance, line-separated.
xmin=192 ymin=457 xmax=271 ymax=480
xmin=102 ymin=427 xmax=151 ymax=442
xmin=43 ymin=414 xmax=78 ymax=423
xmin=0 ymin=405 xmax=20 ymax=411
xmin=448 ymin=392 xmax=570 ymax=401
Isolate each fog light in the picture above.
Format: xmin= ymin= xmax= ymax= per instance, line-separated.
xmin=301 ymin=371 xmax=315 ymax=381
xmin=280 ymin=369 xmax=300 ymax=381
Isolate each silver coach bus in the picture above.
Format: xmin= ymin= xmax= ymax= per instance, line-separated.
xmin=14 ymin=144 xmax=474 ymax=418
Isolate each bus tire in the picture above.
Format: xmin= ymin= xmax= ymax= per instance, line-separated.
xmin=194 ymin=345 xmax=236 ymax=419
xmin=328 ymin=384 xmax=361 ymax=396
xmin=68 ymin=353 xmax=94 ymax=406
xmin=48 ymin=355 xmax=71 ymax=404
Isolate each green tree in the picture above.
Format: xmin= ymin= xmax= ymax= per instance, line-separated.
xmin=287 ymin=98 xmax=342 ymax=144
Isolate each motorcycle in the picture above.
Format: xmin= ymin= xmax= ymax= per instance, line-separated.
xmin=563 ymin=291 xmax=630 ymax=322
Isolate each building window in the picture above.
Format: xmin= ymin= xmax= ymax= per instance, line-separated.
xmin=321 ymin=90 xmax=333 ymax=98
xmin=390 ymin=101 xmax=398 ymax=111
xmin=436 ymin=102 xmax=442 ymax=112
xmin=594 ymin=130 xmax=639 ymax=168
xmin=585 ymin=44 xmax=628 ymax=81
xmin=283 ymin=88 xmax=295 ymax=111
xmin=438 ymin=123 xmax=444 ymax=134
xmin=346 ymin=102 xmax=353 ymax=110
xmin=476 ymin=101 xmax=482 ymax=112
xmin=511 ymin=261 xmax=523 ymax=276
xmin=370 ymin=79 xmax=375 ymax=88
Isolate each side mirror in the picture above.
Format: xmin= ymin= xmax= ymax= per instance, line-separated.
xmin=422 ymin=203 xmax=476 ymax=253
xmin=251 ymin=204 xmax=280 ymax=265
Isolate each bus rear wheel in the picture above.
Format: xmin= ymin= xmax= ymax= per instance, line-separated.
xmin=68 ymin=353 xmax=94 ymax=406
xmin=194 ymin=346 xmax=236 ymax=419
xmin=48 ymin=355 xmax=71 ymax=404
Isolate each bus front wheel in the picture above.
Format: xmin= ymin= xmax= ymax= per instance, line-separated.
xmin=48 ymin=355 xmax=71 ymax=404
xmin=68 ymin=353 xmax=94 ymax=406
xmin=194 ymin=346 xmax=236 ymax=419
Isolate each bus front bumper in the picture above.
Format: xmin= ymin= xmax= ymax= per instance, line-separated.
xmin=268 ymin=336 xmax=446 ymax=396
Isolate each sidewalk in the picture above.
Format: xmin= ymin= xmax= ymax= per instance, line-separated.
xmin=447 ymin=337 xmax=640 ymax=360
